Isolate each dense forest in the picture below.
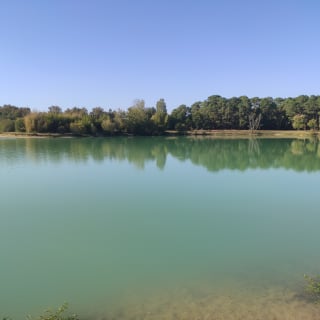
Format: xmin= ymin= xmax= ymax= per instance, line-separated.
xmin=1 ymin=95 xmax=320 ymax=134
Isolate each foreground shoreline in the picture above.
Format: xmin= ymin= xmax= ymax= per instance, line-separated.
xmin=0 ymin=130 xmax=319 ymax=139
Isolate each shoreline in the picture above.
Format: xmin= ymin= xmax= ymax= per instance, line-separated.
xmin=0 ymin=130 xmax=319 ymax=139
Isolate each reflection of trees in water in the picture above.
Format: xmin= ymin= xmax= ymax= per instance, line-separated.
xmin=291 ymin=138 xmax=319 ymax=155
xmin=291 ymin=140 xmax=305 ymax=156
xmin=284 ymin=138 xmax=320 ymax=171
xmin=248 ymin=138 xmax=261 ymax=167
xmin=0 ymin=137 xmax=319 ymax=172
xmin=248 ymin=138 xmax=261 ymax=156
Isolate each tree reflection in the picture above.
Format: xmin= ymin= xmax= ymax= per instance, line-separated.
xmin=0 ymin=137 xmax=319 ymax=172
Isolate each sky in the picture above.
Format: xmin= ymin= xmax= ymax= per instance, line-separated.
xmin=1 ymin=0 xmax=320 ymax=112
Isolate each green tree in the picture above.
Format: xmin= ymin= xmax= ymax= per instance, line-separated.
xmin=151 ymin=98 xmax=168 ymax=132
xmin=126 ymin=99 xmax=153 ymax=134
xmin=168 ymin=104 xmax=191 ymax=130
xmin=190 ymin=101 xmax=205 ymax=129
xmin=0 ymin=104 xmax=30 ymax=120
xmin=112 ymin=110 xmax=126 ymax=133
xmin=307 ymin=118 xmax=317 ymax=130
xmin=101 ymin=117 xmax=116 ymax=134
xmin=238 ymin=96 xmax=251 ymax=129
xmin=48 ymin=106 xmax=62 ymax=114
xmin=90 ymin=107 xmax=106 ymax=120
xmin=292 ymin=114 xmax=306 ymax=130
xmin=64 ymin=107 xmax=88 ymax=119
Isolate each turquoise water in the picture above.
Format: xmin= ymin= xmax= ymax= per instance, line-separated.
xmin=0 ymin=137 xmax=320 ymax=319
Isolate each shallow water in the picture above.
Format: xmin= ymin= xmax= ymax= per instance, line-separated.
xmin=0 ymin=137 xmax=319 ymax=319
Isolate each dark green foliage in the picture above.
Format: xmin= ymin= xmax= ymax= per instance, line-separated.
xmin=168 ymin=104 xmax=192 ymax=130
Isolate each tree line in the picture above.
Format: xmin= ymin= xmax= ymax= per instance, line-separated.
xmin=1 ymin=95 xmax=320 ymax=134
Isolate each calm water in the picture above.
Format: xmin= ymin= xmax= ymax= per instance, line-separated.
xmin=1 ymin=137 xmax=320 ymax=319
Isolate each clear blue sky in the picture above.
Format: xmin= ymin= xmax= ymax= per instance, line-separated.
xmin=1 ymin=0 xmax=320 ymax=111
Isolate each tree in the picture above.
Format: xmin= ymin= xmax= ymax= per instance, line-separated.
xmin=248 ymin=113 xmax=262 ymax=132
xmin=292 ymin=114 xmax=306 ymax=130
xmin=152 ymin=98 xmax=168 ymax=131
xmin=101 ymin=117 xmax=116 ymax=134
xmin=190 ymin=101 xmax=202 ymax=129
xmin=48 ymin=106 xmax=62 ymax=114
xmin=307 ymin=118 xmax=317 ymax=130
xmin=90 ymin=107 xmax=105 ymax=119
xmin=126 ymin=99 xmax=151 ymax=134
xmin=15 ymin=118 xmax=26 ymax=132
xmin=112 ymin=110 xmax=126 ymax=133
xmin=24 ymin=112 xmax=52 ymax=133
xmin=204 ymin=95 xmax=226 ymax=129
xmin=24 ymin=113 xmax=38 ymax=132
xmin=0 ymin=104 xmax=30 ymax=119
xmin=259 ymin=97 xmax=280 ymax=129
xmin=168 ymin=104 xmax=191 ymax=130
xmin=0 ymin=119 xmax=15 ymax=132
xmin=238 ymin=96 xmax=251 ymax=129
xmin=64 ymin=107 xmax=88 ymax=118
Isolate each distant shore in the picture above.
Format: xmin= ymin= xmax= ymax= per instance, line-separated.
xmin=0 ymin=130 xmax=319 ymax=139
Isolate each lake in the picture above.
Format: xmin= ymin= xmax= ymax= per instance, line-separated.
xmin=1 ymin=136 xmax=320 ymax=319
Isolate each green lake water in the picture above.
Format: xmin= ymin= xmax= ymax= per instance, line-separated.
xmin=1 ymin=137 xmax=320 ymax=319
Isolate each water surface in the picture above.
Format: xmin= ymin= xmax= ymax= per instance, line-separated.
xmin=0 ymin=137 xmax=320 ymax=319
